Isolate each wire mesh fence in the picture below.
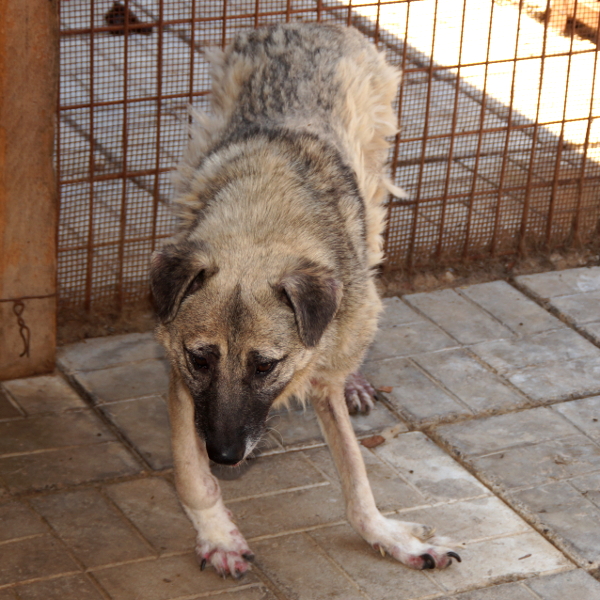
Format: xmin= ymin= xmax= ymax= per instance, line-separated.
xmin=57 ymin=0 xmax=600 ymax=311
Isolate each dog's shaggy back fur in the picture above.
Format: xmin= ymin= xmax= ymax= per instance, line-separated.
xmin=172 ymin=23 xmax=401 ymax=269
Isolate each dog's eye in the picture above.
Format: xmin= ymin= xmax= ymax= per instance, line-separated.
xmin=189 ymin=354 xmax=209 ymax=370
xmin=255 ymin=361 xmax=275 ymax=375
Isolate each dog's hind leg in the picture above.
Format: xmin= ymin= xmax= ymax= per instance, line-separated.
xmin=168 ymin=375 xmax=253 ymax=578
xmin=312 ymin=378 xmax=461 ymax=570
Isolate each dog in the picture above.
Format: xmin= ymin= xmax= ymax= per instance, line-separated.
xmin=150 ymin=22 xmax=461 ymax=577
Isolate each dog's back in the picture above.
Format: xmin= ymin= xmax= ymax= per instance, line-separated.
xmin=174 ymin=23 xmax=400 ymax=269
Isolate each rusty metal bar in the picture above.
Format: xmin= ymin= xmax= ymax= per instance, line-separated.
xmin=84 ymin=0 xmax=96 ymax=311
xmin=462 ymin=0 xmax=495 ymax=259
xmin=435 ymin=0 xmax=467 ymax=259
xmin=406 ymin=0 xmax=439 ymax=269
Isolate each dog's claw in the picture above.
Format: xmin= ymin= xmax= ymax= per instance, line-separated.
xmin=200 ymin=558 xmax=207 ymax=571
xmin=242 ymin=552 xmax=255 ymax=562
xmin=345 ymin=372 xmax=376 ymax=414
xmin=421 ymin=553 xmax=435 ymax=569
xmin=447 ymin=551 xmax=462 ymax=563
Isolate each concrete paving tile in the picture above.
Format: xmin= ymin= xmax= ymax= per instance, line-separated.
xmin=2 ymin=375 xmax=86 ymax=415
xmin=252 ymin=533 xmax=366 ymax=600
xmin=0 ymin=441 xmax=142 ymax=493
xmin=460 ymin=280 xmax=566 ymax=336
xmin=398 ymin=496 xmax=531 ymax=546
xmin=435 ymin=408 xmax=579 ymax=456
xmin=525 ymin=569 xmax=600 ymax=599
xmin=580 ymin=321 xmax=600 ymax=346
xmin=231 ymin=483 xmax=346 ymax=540
xmin=348 ymin=399 xmax=408 ymax=437
xmin=0 ymin=411 xmax=115 ymax=456
xmin=57 ymin=332 xmax=164 ymax=373
xmin=507 ymin=356 xmax=600 ymax=402
xmin=453 ymin=580 xmax=539 ymax=599
xmin=428 ymin=532 xmax=572 ymax=594
xmin=379 ymin=296 xmax=424 ymax=328
xmin=549 ymin=290 xmax=600 ymax=325
xmin=92 ymin=553 xmax=256 ymax=600
xmin=404 ymin=289 xmax=512 ymax=344
xmin=267 ymin=406 xmax=324 ymax=448
xmin=304 ymin=446 xmax=425 ymax=512
xmin=269 ymin=399 xmax=402 ymax=448
xmin=569 ymin=472 xmax=600 ymax=509
xmin=511 ymin=482 xmax=600 ymax=566
xmin=553 ymin=396 xmax=600 ymax=442
xmin=14 ymin=574 xmax=105 ymax=600
xmin=30 ymin=488 xmax=153 ymax=568
xmin=0 ymin=501 xmax=48 ymax=542
xmin=74 ymin=358 xmax=170 ymax=404
xmin=220 ymin=451 xmax=327 ymax=502
xmin=470 ymin=435 xmax=600 ymax=489
xmin=413 ymin=349 xmax=527 ymax=414
xmin=516 ymin=266 xmax=600 ymax=299
xmin=194 ymin=587 xmax=278 ymax=600
xmin=0 ymin=387 xmax=22 ymax=420
xmin=104 ymin=477 xmax=195 ymax=553
xmin=374 ymin=432 xmax=491 ymax=502
xmin=308 ymin=523 xmax=445 ymax=600
xmin=101 ymin=396 xmax=172 ymax=470
xmin=471 ymin=329 xmax=600 ymax=375
xmin=363 ymin=358 xmax=471 ymax=426
xmin=365 ymin=321 xmax=459 ymax=362
xmin=0 ymin=535 xmax=79 ymax=586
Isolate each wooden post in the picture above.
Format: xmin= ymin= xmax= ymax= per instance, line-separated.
xmin=0 ymin=0 xmax=59 ymax=380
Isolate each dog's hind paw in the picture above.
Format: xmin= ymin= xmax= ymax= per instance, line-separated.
xmin=360 ymin=516 xmax=463 ymax=570
xmin=196 ymin=527 xmax=254 ymax=579
xmin=345 ymin=371 xmax=377 ymax=414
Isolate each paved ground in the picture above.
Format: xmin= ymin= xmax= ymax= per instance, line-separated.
xmin=2 ymin=267 xmax=600 ymax=599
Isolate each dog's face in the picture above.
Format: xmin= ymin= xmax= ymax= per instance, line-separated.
xmin=150 ymin=240 xmax=341 ymax=465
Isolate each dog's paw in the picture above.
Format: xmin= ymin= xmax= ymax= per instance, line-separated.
xmin=361 ymin=516 xmax=462 ymax=570
xmin=345 ymin=371 xmax=376 ymax=414
xmin=196 ymin=525 xmax=254 ymax=579
xmin=185 ymin=502 xmax=254 ymax=579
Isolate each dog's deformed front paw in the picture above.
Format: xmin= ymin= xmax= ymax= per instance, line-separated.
xmin=196 ymin=526 xmax=254 ymax=579
xmin=360 ymin=516 xmax=463 ymax=571
xmin=345 ymin=371 xmax=377 ymax=414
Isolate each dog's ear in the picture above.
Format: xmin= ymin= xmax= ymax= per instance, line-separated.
xmin=150 ymin=240 xmax=216 ymax=323
xmin=278 ymin=261 xmax=342 ymax=347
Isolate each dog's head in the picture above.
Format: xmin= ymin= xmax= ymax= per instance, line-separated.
xmin=150 ymin=239 xmax=342 ymax=465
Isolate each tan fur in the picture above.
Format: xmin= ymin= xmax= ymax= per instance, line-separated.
xmin=151 ymin=23 xmax=460 ymax=577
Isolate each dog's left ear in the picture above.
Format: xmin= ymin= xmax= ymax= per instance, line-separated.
xmin=150 ymin=240 xmax=215 ymax=323
xmin=278 ymin=261 xmax=342 ymax=347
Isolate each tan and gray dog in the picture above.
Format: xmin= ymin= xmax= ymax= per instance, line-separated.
xmin=150 ymin=22 xmax=461 ymax=578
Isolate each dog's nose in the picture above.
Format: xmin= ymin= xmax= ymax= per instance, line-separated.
xmin=206 ymin=441 xmax=245 ymax=466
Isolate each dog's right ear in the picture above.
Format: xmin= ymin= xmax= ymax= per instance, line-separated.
xmin=150 ymin=240 xmax=216 ymax=323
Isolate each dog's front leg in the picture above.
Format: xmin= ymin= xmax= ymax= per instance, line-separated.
xmin=169 ymin=375 xmax=253 ymax=577
xmin=312 ymin=377 xmax=461 ymax=570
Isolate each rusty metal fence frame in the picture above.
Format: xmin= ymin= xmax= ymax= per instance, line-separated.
xmin=57 ymin=0 xmax=600 ymax=312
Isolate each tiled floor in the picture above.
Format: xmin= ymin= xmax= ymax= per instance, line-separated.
xmin=2 ymin=268 xmax=600 ymax=598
